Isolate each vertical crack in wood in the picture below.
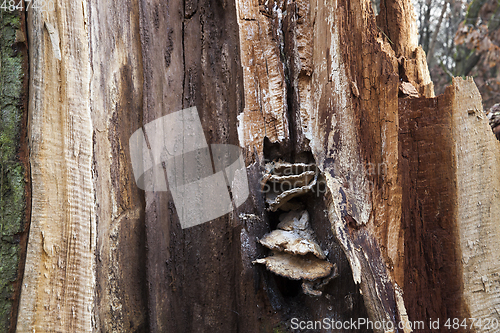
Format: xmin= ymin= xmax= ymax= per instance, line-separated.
xmin=235 ymin=0 xmax=289 ymax=160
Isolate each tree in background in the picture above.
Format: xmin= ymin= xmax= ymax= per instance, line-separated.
xmin=411 ymin=0 xmax=500 ymax=110
xmin=2 ymin=0 xmax=500 ymax=332
xmin=455 ymin=0 xmax=500 ymax=109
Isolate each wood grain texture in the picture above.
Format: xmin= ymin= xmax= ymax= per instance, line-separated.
xmin=88 ymin=0 xmax=148 ymax=331
xmin=12 ymin=0 xmax=500 ymax=332
xmin=399 ymin=91 xmax=466 ymax=331
xmin=398 ymin=77 xmax=500 ymax=333
xmin=138 ymin=0 xmax=266 ymax=331
xmin=452 ymin=77 xmax=500 ymax=332
xmin=235 ymin=0 xmax=289 ymax=158
xmin=17 ymin=2 xmax=95 ymax=332
xmin=308 ymin=0 xmax=406 ymax=330
xmin=377 ymin=0 xmax=434 ymax=97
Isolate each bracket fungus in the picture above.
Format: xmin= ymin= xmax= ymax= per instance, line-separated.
xmin=261 ymin=161 xmax=318 ymax=212
xmin=254 ymin=210 xmax=337 ymax=296
xmin=258 ymin=210 xmax=326 ymax=259
xmin=253 ymin=252 xmax=333 ymax=281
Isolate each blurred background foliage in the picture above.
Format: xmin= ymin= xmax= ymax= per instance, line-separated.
xmin=373 ymin=0 xmax=500 ymax=111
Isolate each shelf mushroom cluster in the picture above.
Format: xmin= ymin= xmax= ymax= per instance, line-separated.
xmin=260 ymin=161 xmax=318 ymax=212
xmin=254 ymin=161 xmax=337 ymax=296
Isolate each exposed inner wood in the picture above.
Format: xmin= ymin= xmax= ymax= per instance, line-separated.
xmin=18 ymin=4 xmax=95 ymax=332
xmin=399 ymin=89 xmax=466 ymax=330
xmin=236 ymin=0 xmax=289 ymax=158
xmin=88 ymin=0 xmax=149 ymax=330
xmin=14 ymin=0 xmax=500 ymax=331
xmin=452 ymin=78 xmax=500 ymax=329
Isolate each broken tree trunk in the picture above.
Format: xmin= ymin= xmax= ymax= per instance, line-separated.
xmin=2 ymin=0 xmax=499 ymax=332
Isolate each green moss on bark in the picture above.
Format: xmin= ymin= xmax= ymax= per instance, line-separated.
xmin=0 ymin=8 xmax=25 ymax=333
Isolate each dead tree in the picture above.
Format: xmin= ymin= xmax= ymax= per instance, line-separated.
xmin=0 ymin=0 xmax=499 ymax=332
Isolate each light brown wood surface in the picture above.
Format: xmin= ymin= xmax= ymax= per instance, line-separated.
xmin=12 ymin=0 xmax=500 ymax=332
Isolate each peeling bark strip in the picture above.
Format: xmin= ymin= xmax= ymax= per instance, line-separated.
xmin=17 ymin=3 xmax=95 ymax=332
xmin=0 ymin=8 xmax=29 ymax=333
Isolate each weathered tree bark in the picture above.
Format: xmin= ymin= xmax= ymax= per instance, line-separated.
xmin=1 ymin=0 xmax=499 ymax=332
xmin=0 ymin=8 xmax=29 ymax=333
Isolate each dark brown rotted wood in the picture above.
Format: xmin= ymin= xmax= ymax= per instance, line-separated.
xmin=138 ymin=0 xmax=274 ymax=331
xmin=399 ymin=94 xmax=468 ymax=332
xmin=138 ymin=0 xmax=371 ymax=330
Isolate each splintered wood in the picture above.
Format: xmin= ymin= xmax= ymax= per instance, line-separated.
xmin=235 ymin=0 xmax=288 ymax=156
xmin=234 ymin=0 xmax=500 ymax=332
